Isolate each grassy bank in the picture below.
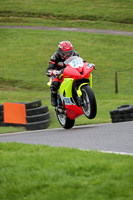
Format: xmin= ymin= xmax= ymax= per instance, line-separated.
xmin=0 ymin=142 xmax=133 ymax=200
xmin=0 ymin=0 xmax=133 ymax=31
xmin=0 ymin=28 xmax=133 ymax=91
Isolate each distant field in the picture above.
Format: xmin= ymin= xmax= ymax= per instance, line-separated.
xmin=0 ymin=0 xmax=133 ymax=31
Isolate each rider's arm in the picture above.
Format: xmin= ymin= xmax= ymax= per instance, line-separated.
xmin=46 ymin=53 xmax=58 ymax=77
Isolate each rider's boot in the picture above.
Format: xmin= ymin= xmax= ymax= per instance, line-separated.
xmin=51 ymin=91 xmax=57 ymax=107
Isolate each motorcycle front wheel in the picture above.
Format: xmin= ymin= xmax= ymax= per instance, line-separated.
xmin=56 ymin=112 xmax=75 ymax=129
xmin=81 ymin=85 xmax=97 ymax=119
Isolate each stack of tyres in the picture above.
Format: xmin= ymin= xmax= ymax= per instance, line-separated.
xmin=110 ymin=105 xmax=133 ymax=123
xmin=110 ymin=109 xmax=119 ymax=123
xmin=0 ymin=101 xmax=50 ymax=130
xmin=25 ymin=100 xmax=50 ymax=131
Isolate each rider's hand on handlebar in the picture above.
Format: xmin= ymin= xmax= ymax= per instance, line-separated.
xmin=53 ymin=69 xmax=64 ymax=76
xmin=88 ymin=63 xmax=96 ymax=69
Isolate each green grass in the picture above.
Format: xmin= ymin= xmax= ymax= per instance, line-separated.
xmin=0 ymin=28 xmax=133 ymax=90
xmin=0 ymin=142 xmax=133 ymax=200
xmin=0 ymin=0 xmax=132 ymax=23
xmin=0 ymin=28 xmax=133 ymax=133
xmin=0 ymin=0 xmax=133 ymax=31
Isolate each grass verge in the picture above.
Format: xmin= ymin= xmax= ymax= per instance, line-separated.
xmin=0 ymin=142 xmax=133 ymax=200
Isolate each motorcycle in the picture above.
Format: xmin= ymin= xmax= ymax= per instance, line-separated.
xmin=48 ymin=56 xmax=97 ymax=129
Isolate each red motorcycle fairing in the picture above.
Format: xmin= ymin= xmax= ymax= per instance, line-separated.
xmin=62 ymin=62 xmax=93 ymax=81
xmin=65 ymin=105 xmax=83 ymax=120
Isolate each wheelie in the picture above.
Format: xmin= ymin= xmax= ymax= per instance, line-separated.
xmin=46 ymin=41 xmax=97 ymax=129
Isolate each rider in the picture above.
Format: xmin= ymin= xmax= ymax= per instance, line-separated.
xmin=46 ymin=41 xmax=80 ymax=106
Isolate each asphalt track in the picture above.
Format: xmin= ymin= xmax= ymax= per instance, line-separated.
xmin=0 ymin=121 xmax=133 ymax=155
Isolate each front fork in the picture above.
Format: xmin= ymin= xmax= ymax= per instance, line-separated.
xmin=76 ymin=74 xmax=92 ymax=106
xmin=76 ymin=83 xmax=88 ymax=106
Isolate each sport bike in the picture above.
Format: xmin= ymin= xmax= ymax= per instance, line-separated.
xmin=48 ymin=56 xmax=97 ymax=129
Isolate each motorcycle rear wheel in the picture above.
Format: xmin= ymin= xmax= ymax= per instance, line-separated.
xmin=81 ymin=85 xmax=97 ymax=119
xmin=56 ymin=112 xmax=75 ymax=129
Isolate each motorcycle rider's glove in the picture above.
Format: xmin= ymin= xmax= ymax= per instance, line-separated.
xmin=51 ymin=69 xmax=64 ymax=77
xmin=88 ymin=63 xmax=96 ymax=69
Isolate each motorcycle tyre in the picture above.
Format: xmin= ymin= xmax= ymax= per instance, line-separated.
xmin=81 ymin=85 xmax=97 ymax=119
xmin=56 ymin=112 xmax=75 ymax=129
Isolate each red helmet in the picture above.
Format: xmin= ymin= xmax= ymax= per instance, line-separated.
xmin=57 ymin=41 xmax=74 ymax=59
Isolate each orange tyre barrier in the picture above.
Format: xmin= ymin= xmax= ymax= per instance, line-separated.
xmin=0 ymin=101 xmax=50 ymax=130
xmin=4 ymin=102 xmax=26 ymax=125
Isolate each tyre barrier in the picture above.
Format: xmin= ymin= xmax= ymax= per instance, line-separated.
xmin=0 ymin=100 xmax=50 ymax=130
xmin=110 ymin=104 xmax=133 ymax=123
